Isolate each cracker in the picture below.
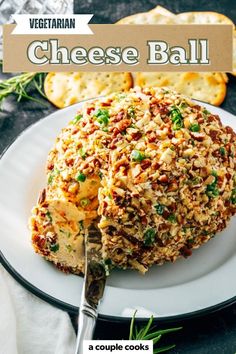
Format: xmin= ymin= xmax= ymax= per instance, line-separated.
xmin=233 ymin=30 xmax=236 ymax=76
xmin=44 ymin=72 xmax=133 ymax=108
xmin=149 ymin=5 xmax=175 ymax=18
xmin=136 ymin=72 xmax=227 ymax=106
xmin=116 ymin=5 xmax=175 ymax=24
xmin=175 ymin=11 xmax=234 ymax=25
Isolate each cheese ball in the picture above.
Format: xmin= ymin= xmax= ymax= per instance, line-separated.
xmin=30 ymin=87 xmax=236 ymax=274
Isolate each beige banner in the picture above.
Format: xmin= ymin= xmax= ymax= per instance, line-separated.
xmin=3 ymin=24 xmax=233 ymax=72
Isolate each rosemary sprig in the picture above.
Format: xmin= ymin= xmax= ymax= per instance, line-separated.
xmin=129 ymin=311 xmax=182 ymax=353
xmin=0 ymin=72 xmax=47 ymax=106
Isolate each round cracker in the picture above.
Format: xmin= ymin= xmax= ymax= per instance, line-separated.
xmin=175 ymin=11 xmax=234 ymax=25
xmin=44 ymin=72 xmax=133 ymax=108
xmin=136 ymin=72 xmax=227 ymax=106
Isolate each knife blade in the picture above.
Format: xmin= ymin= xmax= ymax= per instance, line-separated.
xmin=75 ymin=223 xmax=107 ymax=354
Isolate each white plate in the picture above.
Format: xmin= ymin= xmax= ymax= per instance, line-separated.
xmin=0 ymin=101 xmax=236 ymax=321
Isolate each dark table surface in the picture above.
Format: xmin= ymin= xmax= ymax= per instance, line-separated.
xmin=1 ymin=1 xmax=236 ymax=353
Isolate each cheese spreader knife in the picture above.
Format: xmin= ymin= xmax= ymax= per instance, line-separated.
xmin=75 ymin=224 xmax=107 ymax=354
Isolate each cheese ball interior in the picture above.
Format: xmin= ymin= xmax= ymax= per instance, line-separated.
xmin=30 ymin=87 xmax=236 ymax=274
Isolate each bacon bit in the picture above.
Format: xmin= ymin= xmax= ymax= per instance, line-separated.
xmin=140 ymin=215 xmax=148 ymax=225
xmin=110 ymin=127 xmax=120 ymax=137
xmin=209 ymin=130 xmax=219 ymax=142
xmin=225 ymin=126 xmax=234 ymax=135
xmin=131 ymin=131 xmax=142 ymax=141
xmin=147 ymin=132 xmax=157 ymax=143
xmin=93 ymin=158 xmax=101 ymax=168
xmin=197 ymin=117 xmax=204 ymax=124
xmin=212 ymin=150 xmax=220 ymax=158
xmin=151 ymin=182 xmax=160 ymax=190
xmin=152 ymin=161 xmax=161 ymax=170
xmin=218 ymin=175 xmax=224 ymax=188
xmin=168 ymin=132 xmax=174 ymax=139
xmin=47 ymin=162 xmax=54 ymax=171
xmin=193 ymin=105 xmax=201 ymax=110
xmin=225 ymin=126 xmax=236 ymax=141
xmin=33 ymin=234 xmax=46 ymax=249
xmin=150 ymin=103 xmax=169 ymax=116
xmin=226 ymin=172 xmax=231 ymax=180
xmin=159 ymin=222 xmax=170 ymax=231
xmin=163 ymin=209 xmax=171 ymax=219
xmin=159 ymin=174 xmax=169 ymax=183
xmin=180 ymin=246 xmax=192 ymax=258
xmin=207 ymin=114 xmax=222 ymax=126
xmin=87 ymin=125 xmax=98 ymax=134
xmin=113 ymin=110 xmax=125 ymax=123
xmin=116 ymin=119 xmax=131 ymax=132
xmin=109 ymin=137 xmax=120 ymax=150
xmin=190 ymin=131 xmax=205 ymax=141
xmin=71 ymin=127 xmax=79 ymax=135
xmin=87 ymin=106 xmax=95 ymax=115
xmin=65 ymin=158 xmax=74 ymax=167
xmin=101 ymin=99 xmax=112 ymax=107
xmin=225 ymin=200 xmax=231 ymax=207
xmin=169 ymin=202 xmax=177 ymax=211
xmin=140 ymin=159 xmax=151 ymax=170
xmin=38 ymin=188 xmax=46 ymax=205
xmin=168 ymin=181 xmax=178 ymax=192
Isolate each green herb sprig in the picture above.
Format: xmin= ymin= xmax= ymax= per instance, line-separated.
xmin=0 ymin=72 xmax=47 ymax=107
xmin=129 ymin=311 xmax=182 ymax=353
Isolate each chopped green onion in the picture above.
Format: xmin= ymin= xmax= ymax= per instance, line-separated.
xmin=189 ymin=123 xmax=200 ymax=132
xmin=131 ymin=150 xmax=145 ymax=162
xmin=50 ymin=243 xmax=59 ymax=252
xmin=72 ymin=114 xmax=82 ymax=124
xmin=167 ymin=214 xmax=177 ymax=223
xmin=230 ymin=188 xmax=236 ymax=204
xmin=154 ymin=204 xmax=165 ymax=215
xmin=219 ymin=147 xmax=226 ymax=156
xmin=144 ymin=228 xmax=156 ymax=246
xmin=76 ymin=172 xmax=86 ymax=182
xmin=192 ymin=177 xmax=200 ymax=185
xmin=169 ymin=107 xmax=183 ymax=131
xmin=48 ymin=174 xmax=54 ymax=184
xmin=46 ymin=211 xmax=52 ymax=222
xmin=206 ymin=171 xmax=219 ymax=198
xmin=47 ymin=168 xmax=60 ymax=185
xmin=80 ymin=198 xmax=90 ymax=207
xmin=128 ymin=106 xmax=136 ymax=118
xmin=94 ymin=109 xmax=110 ymax=126
xmin=203 ymin=109 xmax=210 ymax=115
xmin=79 ymin=148 xmax=86 ymax=160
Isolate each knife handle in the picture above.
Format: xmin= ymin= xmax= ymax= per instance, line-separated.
xmin=75 ymin=301 xmax=98 ymax=354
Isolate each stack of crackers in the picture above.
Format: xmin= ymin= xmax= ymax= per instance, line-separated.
xmin=45 ymin=5 xmax=236 ymax=109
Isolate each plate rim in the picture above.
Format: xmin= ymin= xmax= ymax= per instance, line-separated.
xmin=0 ymin=99 xmax=236 ymax=322
xmin=1 ymin=249 xmax=236 ymax=322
